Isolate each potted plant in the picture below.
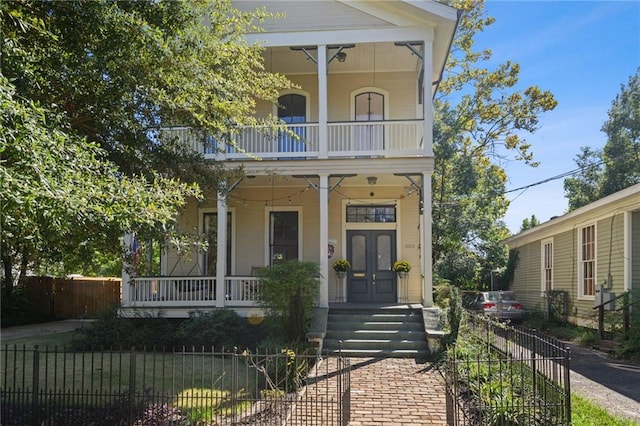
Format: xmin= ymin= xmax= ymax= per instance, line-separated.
xmin=393 ymin=260 xmax=411 ymax=278
xmin=333 ymin=258 xmax=350 ymax=279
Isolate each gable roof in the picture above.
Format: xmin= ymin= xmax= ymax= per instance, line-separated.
xmin=504 ymin=184 xmax=640 ymax=246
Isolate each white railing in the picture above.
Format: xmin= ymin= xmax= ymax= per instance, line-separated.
xmin=162 ymin=119 xmax=424 ymax=160
xmin=127 ymin=276 xmax=260 ymax=307
xmin=327 ymin=120 xmax=424 ymax=156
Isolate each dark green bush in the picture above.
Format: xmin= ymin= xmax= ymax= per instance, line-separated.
xmin=175 ymin=309 xmax=260 ymax=350
xmin=71 ymin=306 xmax=177 ymax=350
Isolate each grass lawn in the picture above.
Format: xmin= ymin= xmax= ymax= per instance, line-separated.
xmin=572 ymin=394 xmax=639 ymax=426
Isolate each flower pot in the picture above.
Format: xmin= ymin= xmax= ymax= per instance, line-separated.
xmin=397 ymin=271 xmax=408 ymax=279
xmin=336 ymin=271 xmax=346 ymax=279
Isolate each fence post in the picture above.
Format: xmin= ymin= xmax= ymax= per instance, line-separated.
xmin=623 ymin=298 xmax=630 ymax=341
xmin=598 ymin=305 xmax=605 ymax=339
xmin=231 ymin=347 xmax=238 ymax=425
xmin=31 ymin=345 xmax=40 ymax=426
xmin=531 ymin=330 xmax=537 ymax=399
xmin=129 ymin=347 xmax=136 ymax=422
xmin=564 ymin=347 xmax=572 ymax=423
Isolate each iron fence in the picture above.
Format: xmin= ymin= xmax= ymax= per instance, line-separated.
xmin=445 ymin=314 xmax=571 ymax=425
xmin=1 ymin=345 xmax=350 ymax=425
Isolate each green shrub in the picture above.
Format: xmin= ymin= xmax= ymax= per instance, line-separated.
xmin=71 ymin=306 xmax=177 ymax=350
xmin=175 ymin=309 xmax=259 ymax=350
xmin=256 ymin=261 xmax=320 ymax=343
xmin=577 ymin=328 xmax=599 ymax=347
xmin=434 ymin=283 xmax=462 ymax=347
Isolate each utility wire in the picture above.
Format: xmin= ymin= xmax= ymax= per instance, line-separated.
xmin=503 ymin=160 xmax=604 ymax=195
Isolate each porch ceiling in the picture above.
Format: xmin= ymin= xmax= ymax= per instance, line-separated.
xmin=264 ymin=43 xmax=421 ymax=75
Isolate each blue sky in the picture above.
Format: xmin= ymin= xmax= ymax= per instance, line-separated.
xmin=471 ymin=1 xmax=639 ymax=233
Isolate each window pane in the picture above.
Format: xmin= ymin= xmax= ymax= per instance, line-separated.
xmin=278 ymin=94 xmax=306 ymax=123
xmin=355 ymin=92 xmax=384 ymax=121
xmin=270 ymin=211 xmax=298 ymax=265
xmin=346 ymin=205 xmax=396 ymax=223
xmin=351 ymin=235 xmax=366 ymax=270
xmin=377 ymin=235 xmax=391 ymax=271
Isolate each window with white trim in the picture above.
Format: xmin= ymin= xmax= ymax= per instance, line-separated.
xmin=269 ymin=211 xmax=299 ymax=265
xmin=541 ymin=239 xmax=553 ymax=294
xmin=579 ymin=224 xmax=596 ymax=297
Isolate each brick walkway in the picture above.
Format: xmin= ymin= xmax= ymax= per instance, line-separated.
xmin=293 ymin=357 xmax=446 ymax=425
xmin=347 ymin=358 xmax=447 ymax=425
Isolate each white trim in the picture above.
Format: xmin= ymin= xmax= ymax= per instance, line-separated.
xmin=264 ymin=206 xmax=304 ymax=266
xmin=577 ymin=223 xmax=597 ymax=300
xmin=624 ymin=210 xmax=632 ymax=292
xmin=198 ymin=207 xmax=237 ymax=276
xmin=541 ymin=238 xmax=553 ymax=295
xmin=504 ymin=184 xmax=640 ymax=246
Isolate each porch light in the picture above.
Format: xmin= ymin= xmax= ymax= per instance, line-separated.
xmin=367 ymin=176 xmax=377 ymax=185
xmin=336 ymin=51 xmax=347 ymax=62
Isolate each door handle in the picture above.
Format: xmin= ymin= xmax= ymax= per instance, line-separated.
xmin=372 ymin=273 xmax=376 ymax=284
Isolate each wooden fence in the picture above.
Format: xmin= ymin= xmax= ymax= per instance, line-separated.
xmin=22 ymin=276 xmax=121 ymax=320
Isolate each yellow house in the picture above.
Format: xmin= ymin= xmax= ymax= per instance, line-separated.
xmin=120 ymin=1 xmax=459 ymax=325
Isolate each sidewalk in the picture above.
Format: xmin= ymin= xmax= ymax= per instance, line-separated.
xmin=1 ymin=319 xmax=93 ymax=340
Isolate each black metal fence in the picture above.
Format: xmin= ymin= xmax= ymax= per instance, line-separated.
xmin=1 ymin=345 xmax=350 ymax=425
xmin=445 ymin=314 xmax=571 ymax=425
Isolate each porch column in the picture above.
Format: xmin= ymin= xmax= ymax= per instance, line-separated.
xmin=121 ymin=233 xmax=133 ymax=306
xmin=319 ymin=174 xmax=329 ymax=307
xmin=215 ymin=189 xmax=228 ymax=307
xmin=422 ymin=39 xmax=434 ymax=157
xmin=422 ymin=171 xmax=434 ymax=307
xmin=317 ymin=45 xmax=328 ymax=159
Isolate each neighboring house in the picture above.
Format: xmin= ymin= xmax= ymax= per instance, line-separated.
xmin=121 ymin=1 xmax=459 ymax=318
xmin=503 ymin=184 xmax=640 ymax=327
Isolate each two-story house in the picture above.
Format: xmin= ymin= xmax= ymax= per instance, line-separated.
xmin=120 ymin=1 xmax=459 ymax=321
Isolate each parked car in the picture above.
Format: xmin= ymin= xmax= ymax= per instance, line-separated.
xmin=467 ymin=291 xmax=526 ymax=323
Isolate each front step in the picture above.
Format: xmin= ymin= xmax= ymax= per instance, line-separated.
xmin=323 ymin=306 xmax=429 ymax=358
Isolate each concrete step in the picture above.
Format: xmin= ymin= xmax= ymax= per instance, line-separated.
xmin=324 ymin=348 xmax=428 ymax=358
xmin=324 ymin=337 xmax=428 ymax=351
xmin=323 ymin=306 xmax=429 ymax=358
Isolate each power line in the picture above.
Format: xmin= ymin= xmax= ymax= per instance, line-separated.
xmin=503 ymin=160 xmax=604 ymax=195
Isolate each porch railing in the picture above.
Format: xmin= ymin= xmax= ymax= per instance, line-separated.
xmin=127 ymin=276 xmax=260 ymax=307
xmin=163 ymin=119 xmax=424 ymax=160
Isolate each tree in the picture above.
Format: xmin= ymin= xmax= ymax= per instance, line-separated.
xmin=1 ymin=77 xmax=199 ymax=294
xmin=2 ymin=0 xmax=290 ymax=187
xmin=1 ymin=1 xmax=291 ymax=285
xmin=564 ymin=70 xmax=640 ymax=210
xmin=520 ymin=214 xmax=540 ymax=231
xmin=433 ymin=0 xmax=557 ymax=288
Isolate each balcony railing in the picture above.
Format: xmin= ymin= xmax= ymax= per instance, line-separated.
xmin=127 ymin=276 xmax=260 ymax=307
xmin=163 ymin=119 xmax=424 ymax=160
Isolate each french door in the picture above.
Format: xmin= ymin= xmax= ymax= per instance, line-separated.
xmin=346 ymin=230 xmax=397 ymax=303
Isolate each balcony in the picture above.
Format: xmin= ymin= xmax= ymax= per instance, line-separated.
xmin=165 ymin=119 xmax=425 ymax=160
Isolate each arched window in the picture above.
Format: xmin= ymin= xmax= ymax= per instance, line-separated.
xmin=353 ymin=90 xmax=386 ymax=150
xmin=278 ymin=93 xmax=306 ymax=124
xmin=355 ymin=91 xmax=384 ymax=122
xmin=277 ymin=93 xmax=307 ymax=154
